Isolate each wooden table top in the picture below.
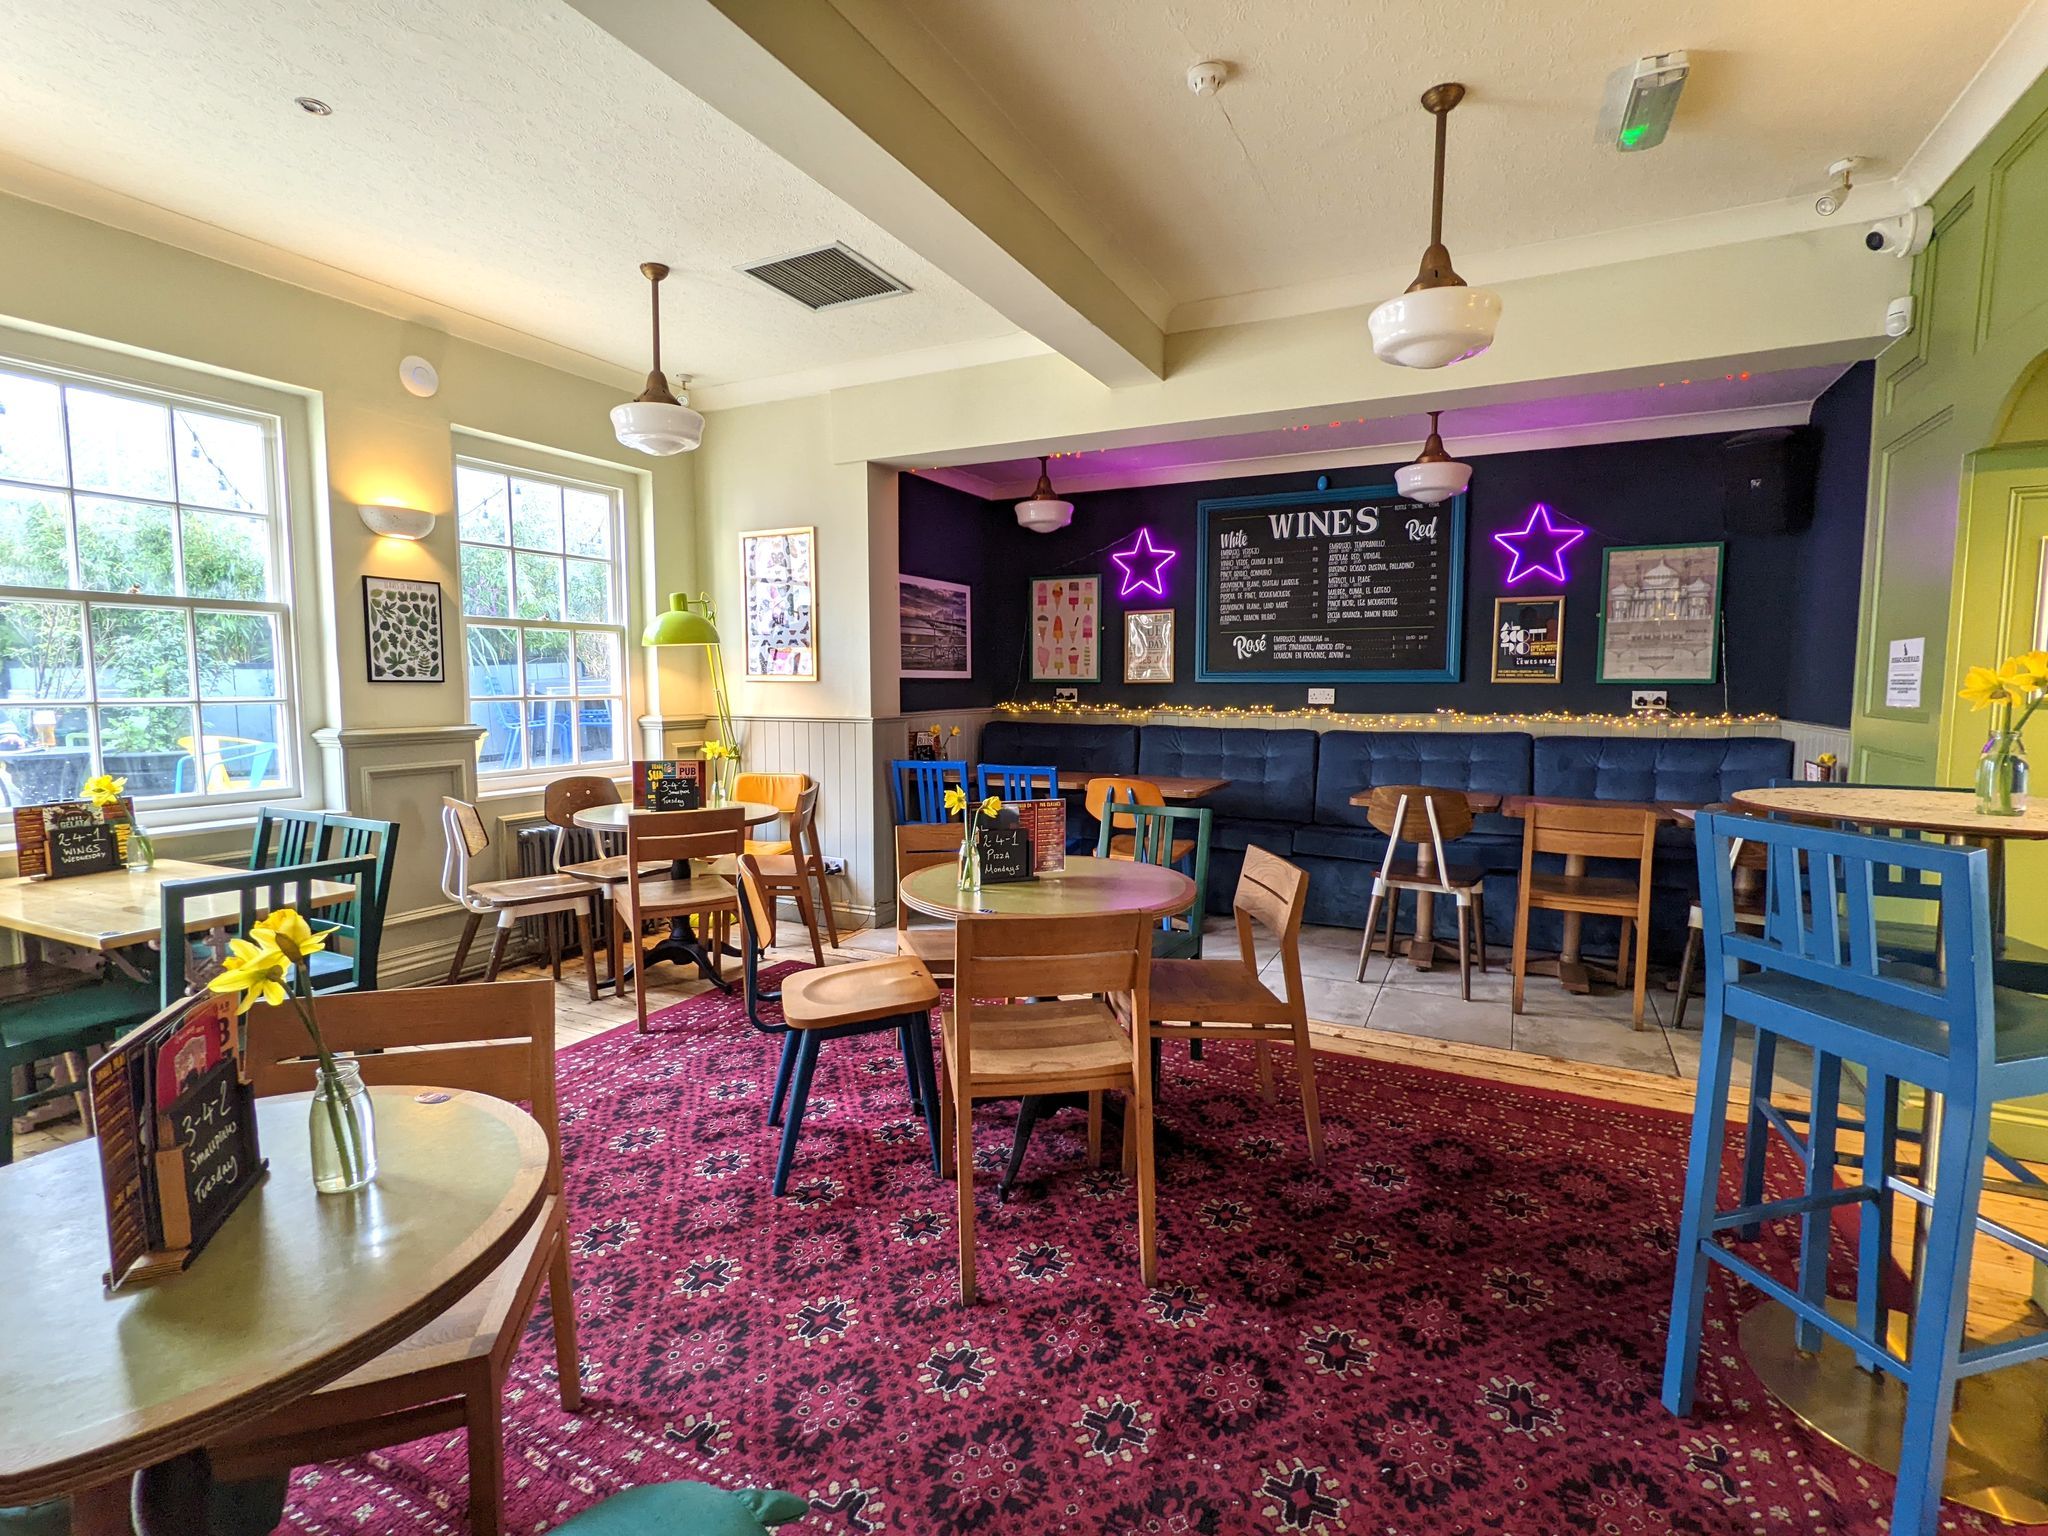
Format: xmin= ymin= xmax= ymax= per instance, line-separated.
xmin=1500 ymin=794 xmax=1696 ymax=822
xmin=572 ymin=799 xmax=783 ymax=831
xmin=0 ymin=860 xmax=357 ymax=951
xmin=1348 ymin=788 xmax=1506 ymax=812
xmin=0 ymin=1088 xmax=549 ymax=1506
xmin=900 ymin=855 xmax=1196 ymax=922
xmin=1057 ymin=772 xmax=1231 ymax=801
xmin=1729 ymin=785 xmax=2048 ymax=840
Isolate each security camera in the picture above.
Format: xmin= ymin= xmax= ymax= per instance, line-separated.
xmin=1866 ymin=205 xmax=1933 ymax=258
xmin=1814 ymin=158 xmax=1857 ymax=217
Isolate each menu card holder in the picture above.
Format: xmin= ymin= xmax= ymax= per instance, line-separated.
xmin=1010 ymin=799 xmax=1069 ymax=874
xmin=977 ymin=824 xmax=1035 ymax=884
xmin=633 ymin=759 xmax=704 ymax=810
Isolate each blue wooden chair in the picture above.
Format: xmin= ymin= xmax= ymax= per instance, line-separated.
xmin=973 ymin=763 xmax=1060 ymax=801
xmin=733 ymin=855 xmax=941 ymax=1195
xmin=1664 ymin=812 xmax=2048 ymax=1535
xmin=888 ymin=758 xmax=961 ymax=824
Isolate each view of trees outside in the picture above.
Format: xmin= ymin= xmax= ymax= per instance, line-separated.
xmin=0 ymin=368 xmax=288 ymax=801
xmin=458 ymin=461 xmax=623 ymax=773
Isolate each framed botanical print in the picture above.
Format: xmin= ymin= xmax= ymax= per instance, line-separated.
xmin=899 ymin=574 xmax=972 ymax=679
xmin=1123 ymin=609 xmax=1175 ymax=684
xmin=1030 ymin=576 xmax=1100 ymax=682
xmin=362 ymin=576 xmax=445 ymax=683
xmin=740 ymin=526 xmax=817 ymax=680
xmin=1597 ymin=542 xmax=1723 ymax=684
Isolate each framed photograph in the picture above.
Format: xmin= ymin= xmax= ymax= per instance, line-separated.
xmin=362 ymin=576 xmax=444 ymax=683
xmin=899 ymin=574 xmax=972 ymax=679
xmin=1597 ymin=542 xmax=1723 ymax=685
xmin=1031 ymin=576 xmax=1100 ymax=682
xmin=1123 ymin=608 xmax=1175 ymax=684
xmin=740 ymin=526 xmax=816 ymax=681
xmin=1490 ymin=596 xmax=1564 ymax=684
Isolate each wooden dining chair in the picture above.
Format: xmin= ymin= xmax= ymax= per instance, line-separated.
xmin=1356 ymin=785 xmax=1489 ymax=999
xmin=616 ymin=806 xmax=745 ymax=1027
xmin=440 ymin=797 xmax=602 ymax=999
xmin=1510 ymin=801 xmax=1659 ymax=1028
xmin=947 ymin=910 xmax=1155 ymax=1302
xmin=894 ymin=822 xmax=964 ymax=981
xmin=735 ymin=771 xmax=809 ymax=855
xmin=745 ymin=782 xmax=836 ymax=962
xmin=1671 ymin=809 xmax=1769 ymax=1029
xmin=1128 ymin=845 xmax=1322 ymax=1161
xmin=543 ymin=774 xmax=664 ymax=996
xmin=209 ymin=981 xmax=573 ymax=1536
xmin=1083 ymin=776 xmax=1185 ymax=861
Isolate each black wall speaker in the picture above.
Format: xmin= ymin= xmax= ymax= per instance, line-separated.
xmin=1720 ymin=426 xmax=1815 ymax=535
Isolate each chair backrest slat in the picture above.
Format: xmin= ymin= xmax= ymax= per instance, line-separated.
xmin=1526 ymin=800 xmax=1659 ymax=860
xmin=1103 ymin=802 xmax=1210 ymax=941
xmin=895 ymin=823 xmax=964 ymax=930
xmin=250 ymin=808 xmax=326 ymax=871
xmin=158 ymin=854 xmax=379 ymax=1008
xmin=974 ymin=763 xmax=1059 ymax=802
xmin=889 ymin=759 xmax=960 ymax=824
xmin=734 ymin=771 xmax=808 ymax=815
xmin=954 ymin=911 xmax=1147 ymax=1025
xmin=624 ymin=806 xmax=746 ymax=866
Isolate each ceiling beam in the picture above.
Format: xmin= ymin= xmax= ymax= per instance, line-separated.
xmin=567 ymin=0 xmax=1164 ymax=389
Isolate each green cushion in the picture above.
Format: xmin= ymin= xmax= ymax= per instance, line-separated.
xmin=0 ymin=1503 xmax=69 ymax=1536
xmin=0 ymin=978 xmax=156 ymax=1052
xmin=553 ymin=1483 xmax=807 ymax=1534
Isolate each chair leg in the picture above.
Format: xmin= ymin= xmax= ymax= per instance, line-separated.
xmin=1455 ymin=900 xmax=1472 ymax=1002
xmin=768 ymin=1033 xmax=798 ymax=1127
xmin=953 ymin=1064 xmax=978 ymax=1303
xmin=899 ymin=1022 xmax=924 ymax=1115
xmin=630 ymin=908 xmax=650 ymax=1033
xmin=791 ymin=879 xmax=825 ymax=967
xmin=1293 ymin=1017 xmax=1324 ymax=1164
xmin=547 ymin=1232 xmax=582 ymax=1412
xmin=608 ymin=895 xmax=626 ymax=1000
xmin=1855 ymin=1072 xmax=1900 ymax=1372
xmin=1357 ymin=886 xmax=1385 ymax=981
xmin=1736 ymin=1031 xmax=1779 ymax=1241
xmin=1132 ymin=1076 xmax=1159 ymax=1288
xmin=1672 ymin=926 xmax=1701 ymax=1030
xmin=1254 ymin=1040 xmax=1276 ymax=1104
xmin=446 ymin=911 xmax=483 ymax=985
xmin=1661 ymin=998 xmax=1742 ymax=1418
xmin=1087 ymin=1091 xmax=1103 ymax=1168
xmin=1793 ymin=1052 xmax=1843 ymax=1352
xmin=1510 ymin=893 xmax=1532 ymax=1014
xmin=482 ymin=920 xmax=513 ymax=983
xmin=773 ymin=1032 xmax=822 ymax=1196
xmin=937 ymin=1026 xmax=956 ymax=1182
xmin=544 ymin=911 xmax=561 ymax=982
xmin=906 ymin=1015 xmax=943 ymax=1176
xmin=1473 ymin=890 xmax=1488 ymax=973
xmin=577 ymin=902 xmax=600 ymax=1004
xmin=1628 ymin=918 xmax=1649 ymax=1031
xmin=463 ymin=1381 xmax=506 ymax=1536
xmin=812 ymin=853 xmax=841 ymax=948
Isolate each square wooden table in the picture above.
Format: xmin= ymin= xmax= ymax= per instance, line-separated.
xmin=0 ymin=860 xmax=356 ymax=954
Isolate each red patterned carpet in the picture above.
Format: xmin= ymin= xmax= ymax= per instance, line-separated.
xmin=280 ymin=967 xmax=2033 ymax=1534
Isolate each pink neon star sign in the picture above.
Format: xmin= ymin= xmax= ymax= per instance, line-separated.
xmin=1492 ymin=503 xmax=1586 ymax=586
xmin=1110 ymin=527 xmax=1179 ymax=599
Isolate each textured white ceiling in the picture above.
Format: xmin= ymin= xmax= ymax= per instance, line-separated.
xmin=871 ymin=0 xmax=2032 ymax=314
xmin=0 ymin=0 xmax=1022 ymax=388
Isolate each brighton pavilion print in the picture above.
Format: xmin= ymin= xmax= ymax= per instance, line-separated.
xmin=1597 ymin=542 xmax=1723 ymax=685
xmin=362 ymin=575 xmax=446 ymax=683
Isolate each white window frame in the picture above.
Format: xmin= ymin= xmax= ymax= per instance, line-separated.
xmin=454 ymin=453 xmax=631 ymax=788
xmin=0 ymin=352 xmax=303 ymax=818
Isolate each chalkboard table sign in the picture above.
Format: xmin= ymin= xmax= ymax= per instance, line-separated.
xmin=977 ymin=825 xmax=1036 ymax=884
xmin=633 ymin=759 xmax=704 ymax=810
xmin=1197 ymin=481 xmax=1465 ymax=683
xmin=14 ymin=796 xmax=137 ymax=879
xmin=45 ymin=808 xmax=120 ymax=878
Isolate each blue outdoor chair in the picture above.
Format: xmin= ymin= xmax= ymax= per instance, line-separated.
xmin=973 ymin=763 xmax=1060 ymax=801
xmin=1664 ymin=812 xmax=2048 ymax=1535
xmin=888 ymin=758 xmax=962 ymax=824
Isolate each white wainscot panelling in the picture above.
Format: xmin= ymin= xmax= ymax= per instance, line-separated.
xmin=732 ymin=716 xmax=879 ymax=925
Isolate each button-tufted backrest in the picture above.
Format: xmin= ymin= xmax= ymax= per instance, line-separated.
xmin=1532 ymin=736 xmax=1793 ymax=805
xmin=1313 ymin=731 xmax=1532 ymax=827
xmin=1137 ymin=725 xmax=1318 ymax=822
xmin=977 ymin=721 xmax=1139 ymax=776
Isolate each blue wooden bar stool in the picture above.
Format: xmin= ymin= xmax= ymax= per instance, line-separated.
xmin=1663 ymin=811 xmax=2048 ymax=1535
xmin=733 ymin=855 xmax=943 ymax=1193
xmin=888 ymin=758 xmax=962 ymax=824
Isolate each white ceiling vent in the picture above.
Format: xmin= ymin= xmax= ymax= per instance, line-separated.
xmin=739 ymin=242 xmax=911 ymax=311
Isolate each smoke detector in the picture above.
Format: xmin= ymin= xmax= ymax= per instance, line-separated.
xmin=1187 ymin=60 xmax=1231 ymax=98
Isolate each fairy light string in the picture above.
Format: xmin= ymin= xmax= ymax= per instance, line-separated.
xmin=995 ymin=700 xmax=1778 ymax=731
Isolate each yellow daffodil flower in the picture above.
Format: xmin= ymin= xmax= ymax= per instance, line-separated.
xmin=980 ymin=795 xmax=1003 ymax=818
xmin=81 ymin=773 xmax=126 ymax=808
xmin=208 ymin=936 xmax=290 ymax=1014
xmin=1960 ymin=665 xmax=2014 ymax=710
xmin=2016 ymin=650 xmax=2048 ymax=690
xmin=252 ymin=907 xmax=328 ymax=966
xmin=943 ymin=786 xmax=968 ymax=816
xmin=948 ymin=726 xmax=961 ymax=738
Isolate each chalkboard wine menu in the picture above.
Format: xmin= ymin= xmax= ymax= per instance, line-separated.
xmin=90 ymin=991 xmax=266 ymax=1292
xmin=633 ymin=759 xmax=705 ymax=810
xmin=1196 ymin=482 xmax=1465 ymax=683
xmin=14 ymin=796 xmax=137 ymax=879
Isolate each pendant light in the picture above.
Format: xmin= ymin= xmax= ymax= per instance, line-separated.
xmin=1394 ymin=411 xmax=1471 ymax=504
xmin=611 ymin=262 xmax=705 ymax=455
xmin=1367 ymin=83 xmax=1502 ymax=370
xmin=1015 ymin=455 xmax=1074 ymax=533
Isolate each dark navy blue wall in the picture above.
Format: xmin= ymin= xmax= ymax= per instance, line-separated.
xmin=899 ymin=369 xmax=1872 ymax=725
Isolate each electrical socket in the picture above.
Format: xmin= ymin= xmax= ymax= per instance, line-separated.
xmin=1307 ymin=687 xmax=1336 ymax=706
xmin=1054 ymin=687 xmax=1078 ymax=702
xmin=1630 ymin=690 xmax=1669 ymax=713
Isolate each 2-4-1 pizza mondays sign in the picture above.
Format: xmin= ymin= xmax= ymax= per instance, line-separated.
xmin=1197 ymin=482 xmax=1466 ymax=683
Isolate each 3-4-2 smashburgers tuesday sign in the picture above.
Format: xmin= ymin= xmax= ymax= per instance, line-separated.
xmin=1196 ymin=483 xmax=1466 ymax=683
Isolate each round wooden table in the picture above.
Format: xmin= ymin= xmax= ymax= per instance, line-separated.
xmin=899 ymin=854 xmax=1195 ymax=922
xmin=0 ymin=1088 xmax=550 ymax=1530
xmin=571 ymin=799 xmax=784 ymax=834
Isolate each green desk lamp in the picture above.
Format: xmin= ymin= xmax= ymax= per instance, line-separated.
xmin=644 ymin=592 xmax=738 ymax=769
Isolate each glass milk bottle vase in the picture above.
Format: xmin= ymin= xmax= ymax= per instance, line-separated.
xmin=1975 ymin=701 xmax=2031 ymax=817
xmin=309 ymin=1057 xmax=378 ymax=1194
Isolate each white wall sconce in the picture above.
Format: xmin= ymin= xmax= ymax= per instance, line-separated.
xmin=358 ymin=503 xmax=437 ymax=540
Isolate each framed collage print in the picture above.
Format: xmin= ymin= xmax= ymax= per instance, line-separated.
xmin=740 ymin=526 xmax=817 ymax=681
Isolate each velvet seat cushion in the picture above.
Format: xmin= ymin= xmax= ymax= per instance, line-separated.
xmin=551 ymin=1483 xmax=808 ymax=1534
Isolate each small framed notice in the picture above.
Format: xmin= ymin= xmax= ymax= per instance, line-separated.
xmin=1490 ymin=597 xmax=1564 ymax=684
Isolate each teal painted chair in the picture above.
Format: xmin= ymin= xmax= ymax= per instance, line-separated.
xmin=1100 ymin=801 xmax=1210 ymax=960
xmin=553 ymin=1483 xmax=807 ymax=1534
xmin=0 ymin=971 xmax=155 ymax=1165
xmin=157 ymin=856 xmax=380 ymax=1007
xmin=248 ymin=807 xmax=325 ymax=872
xmin=308 ymin=814 xmax=399 ymax=992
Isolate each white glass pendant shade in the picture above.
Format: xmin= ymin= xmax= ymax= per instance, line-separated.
xmin=1395 ymin=456 xmax=1471 ymax=504
xmin=611 ymin=398 xmax=704 ymax=456
xmin=1015 ymin=456 xmax=1075 ymax=532
xmin=1368 ymin=285 xmax=1501 ymax=370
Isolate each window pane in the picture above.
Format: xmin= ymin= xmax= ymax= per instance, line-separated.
xmin=196 ymin=611 xmax=279 ymax=697
xmin=524 ymin=627 xmax=571 ymax=695
xmin=0 ymin=707 xmax=90 ymax=800
xmin=0 ymin=599 xmax=86 ymax=700
xmin=181 ymin=510 xmax=271 ymax=600
xmin=471 ymin=701 xmax=523 ymax=773
xmin=460 ymin=544 xmax=511 ymax=618
xmin=100 ymin=704 xmax=197 ymax=799
xmin=564 ymin=488 xmax=612 ymax=558
xmin=197 ymin=703 xmax=285 ymax=789
xmin=76 ymin=496 xmax=176 ymax=596
xmin=456 ymin=466 xmax=509 ymax=544
xmin=91 ymin=604 xmax=190 ymax=698
xmin=0 ymin=373 xmax=68 ymax=486
xmin=527 ymin=699 xmax=573 ymax=769
xmin=514 ymin=551 xmax=562 ymax=620
xmin=577 ymin=698 xmax=618 ymax=762
xmin=565 ymin=558 xmax=611 ymax=623
xmin=67 ymin=389 xmax=173 ymax=500
xmin=173 ymin=411 xmax=267 ymax=512
xmin=465 ymin=624 xmax=519 ymax=698
xmin=0 ymin=489 xmax=71 ymax=586
xmin=574 ymin=630 xmax=618 ymax=694
xmin=510 ymin=478 xmax=563 ymax=551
